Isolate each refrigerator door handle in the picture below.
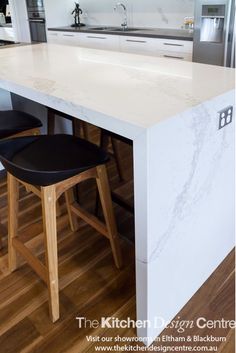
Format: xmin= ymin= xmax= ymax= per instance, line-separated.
xmin=230 ymin=21 xmax=235 ymax=67
xmin=224 ymin=0 xmax=232 ymax=66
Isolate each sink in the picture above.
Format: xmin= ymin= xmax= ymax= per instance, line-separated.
xmin=110 ymin=28 xmax=140 ymax=32
xmin=89 ymin=27 xmax=140 ymax=32
xmin=89 ymin=27 xmax=112 ymax=31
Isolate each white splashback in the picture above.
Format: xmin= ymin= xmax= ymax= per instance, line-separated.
xmin=45 ymin=0 xmax=194 ymax=29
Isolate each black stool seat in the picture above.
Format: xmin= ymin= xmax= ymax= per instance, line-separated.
xmin=0 ymin=134 xmax=109 ymax=186
xmin=0 ymin=110 xmax=42 ymax=139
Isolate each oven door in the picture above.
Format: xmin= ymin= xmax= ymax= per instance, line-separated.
xmin=26 ymin=0 xmax=44 ymax=11
xmin=29 ymin=19 xmax=46 ymax=42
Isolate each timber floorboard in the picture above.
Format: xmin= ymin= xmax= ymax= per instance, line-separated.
xmin=0 ymin=126 xmax=234 ymax=352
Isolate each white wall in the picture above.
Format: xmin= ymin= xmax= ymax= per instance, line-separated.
xmin=45 ymin=0 xmax=194 ymax=30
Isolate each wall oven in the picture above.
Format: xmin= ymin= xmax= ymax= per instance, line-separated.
xmin=26 ymin=0 xmax=46 ymax=43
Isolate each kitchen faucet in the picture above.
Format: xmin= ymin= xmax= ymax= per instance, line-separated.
xmin=114 ymin=2 xmax=128 ymax=30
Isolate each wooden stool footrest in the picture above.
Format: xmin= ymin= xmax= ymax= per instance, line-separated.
xmin=12 ymin=238 xmax=47 ymax=283
xmin=70 ymin=202 xmax=109 ymax=239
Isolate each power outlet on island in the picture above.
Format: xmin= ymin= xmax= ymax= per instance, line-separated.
xmin=218 ymin=106 xmax=233 ymax=130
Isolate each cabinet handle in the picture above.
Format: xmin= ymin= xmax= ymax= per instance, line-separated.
xmin=126 ymin=39 xmax=147 ymax=43
xmin=87 ymin=36 xmax=106 ymax=40
xmin=163 ymin=42 xmax=184 ymax=47
xmin=63 ymin=34 xmax=75 ymax=37
xmin=164 ymin=55 xmax=184 ymax=60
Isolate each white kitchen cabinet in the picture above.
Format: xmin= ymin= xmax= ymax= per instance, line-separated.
xmin=77 ymin=33 xmax=119 ymax=51
xmin=120 ymin=36 xmax=193 ymax=61
xmin=59 ymin=32 xmax=81 ymax=46
xmin=154 ymin=38 xmax=193 ymax=53
xmin=0 ymin=27 xmax=15 ymax=42
xmin=47 ymin=31 xmax=80 ymax=46
xmin=47 ymin=30 xmax=193 ymax=61
xmin=47 ymin=31 xmax=119 ymax=51
xmin=47 ymin=30 xmax=60 ymax=43
xmin=157 ymin=51 xmax=193 ymax=61
xmin=119 ymin=36 xmax=156 ymax=55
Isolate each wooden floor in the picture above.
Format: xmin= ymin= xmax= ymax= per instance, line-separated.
xmin=0 ymin=125 xmax=234 ymax=352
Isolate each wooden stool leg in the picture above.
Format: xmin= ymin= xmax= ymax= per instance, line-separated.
xmin=41 ymin=185 xmax=59 ymax=322
xmin=8 ymin=173 xmax=20 ymax=271
xmin=100 ymin=130 xmax=110 ymax=150
xmin=82 ymin=122 xmax=89 ymax=140
xmin=72 ymin=118 xmax=89 ymax=140
xmin=65 ymin=188 xmax=80 ymax=232
xmin=111 ymin=138 xmax=125 ymax=182
xmin=72 ymin=118 xmax=81 ymax=138
xmin=95 ymin=130 xmax=110 ymax=215
xmin=96 ymin=165 xmax=122 ymax=269
xmin=56 ymin=200 xmax=62 ymax=217
xmin=47 ymin=109 xmax=56 ymax=135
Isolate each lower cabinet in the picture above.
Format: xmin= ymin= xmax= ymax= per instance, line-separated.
xmin=47 ymin=31 xmax=79 ymax=46
xmin=119 ymin=36 xmax=193 ymax=61
xmin=77 ymin=33 xmax=120 ymax=51
xmin=47 ymin=30 xmax=193 ymax=61
xmin=119 ymin=36 xmax=156 ymax=55
xmin=47 ymin=31 xmax=119 ymax=51
xmin=0 ymin=27 xmax=15 ymax=42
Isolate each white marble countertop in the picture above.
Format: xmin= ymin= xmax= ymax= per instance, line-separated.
xmin=48 ymin=26 xmax=194 ymax=41
xmin=0 ymin=43 xmax=234 ymax=138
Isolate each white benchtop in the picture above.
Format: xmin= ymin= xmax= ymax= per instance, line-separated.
xmin=0 ymin=43 xmax=234 ymax=137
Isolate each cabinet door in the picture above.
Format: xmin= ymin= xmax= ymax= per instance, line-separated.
xmin=78 ymin=33 xmax=119 ymax=51
xmin=47 ymin=31 xmax=79 ymax=46
xmin=120 ymin=35 xmax=193 ymax=61
xmin=158 ymin=51 xmax=193 ymax=62
xmin=47 ymin=31 xmax=60 ymax=44
xmin=154 ymin=38 xmax=193 ymax=54
xmin=120 ymin=36 xmax=155 ymax=55
xmin=59 ymin=32 xmax=80 ymax=46
xmin=0 ymin=27 xmax=15 ymax=42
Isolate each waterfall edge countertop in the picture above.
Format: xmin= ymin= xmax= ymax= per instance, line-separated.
xmin=0 ymin=43 xmax=234 ymax=138
xmin=0 ymin=43 xmax=234 ymax=346
xmin=47 ymin=26 xmax=194 ymax=41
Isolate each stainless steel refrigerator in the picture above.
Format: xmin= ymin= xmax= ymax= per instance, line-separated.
xmin=193 ymin=0 xmax=235 ymax=67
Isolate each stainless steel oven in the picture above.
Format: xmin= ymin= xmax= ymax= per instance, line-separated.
xmin=26 ymin=0 xmax=46 ymax=42
xmin=26 ymin=0 xmax=44 ymax=11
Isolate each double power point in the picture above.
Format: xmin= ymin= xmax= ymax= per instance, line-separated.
xmin=218 ymin=106 xmax=233 ymax=130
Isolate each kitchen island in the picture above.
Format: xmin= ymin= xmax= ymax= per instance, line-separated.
xmin=0 ymin=44 xmax=234 ymax=345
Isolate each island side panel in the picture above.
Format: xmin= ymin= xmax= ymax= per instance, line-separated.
xmin=134 ymin=90 xmax=235 ymax=345
xmin=133 ymin=130 xmax=149 ymax=344
xmin=0 ymin=88 xmax=12 ymax=110
xmin=0 ymin=88 xmax=12 ymax=170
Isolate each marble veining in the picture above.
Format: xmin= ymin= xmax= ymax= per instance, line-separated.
xmin=145 ymin=92 xmax=235 ymax=264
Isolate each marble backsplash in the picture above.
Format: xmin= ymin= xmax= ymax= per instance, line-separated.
xmin=45 ymin=0 xmax=194 ymax=29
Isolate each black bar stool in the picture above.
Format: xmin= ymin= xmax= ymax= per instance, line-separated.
xmin=100 ymin=129 xmax=133 ymax=182
xmin=99 ymin=129 xmax=134 ymax=214
xmin=47 ymin=107 xmax=88 ymax=139
xmin=0 ymin=110 xmax=42 ymax=139
xmin=0 ymin=134 xmax=122 ymax=322
xmin=0 ymin=110 xmax=42 ymax=248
